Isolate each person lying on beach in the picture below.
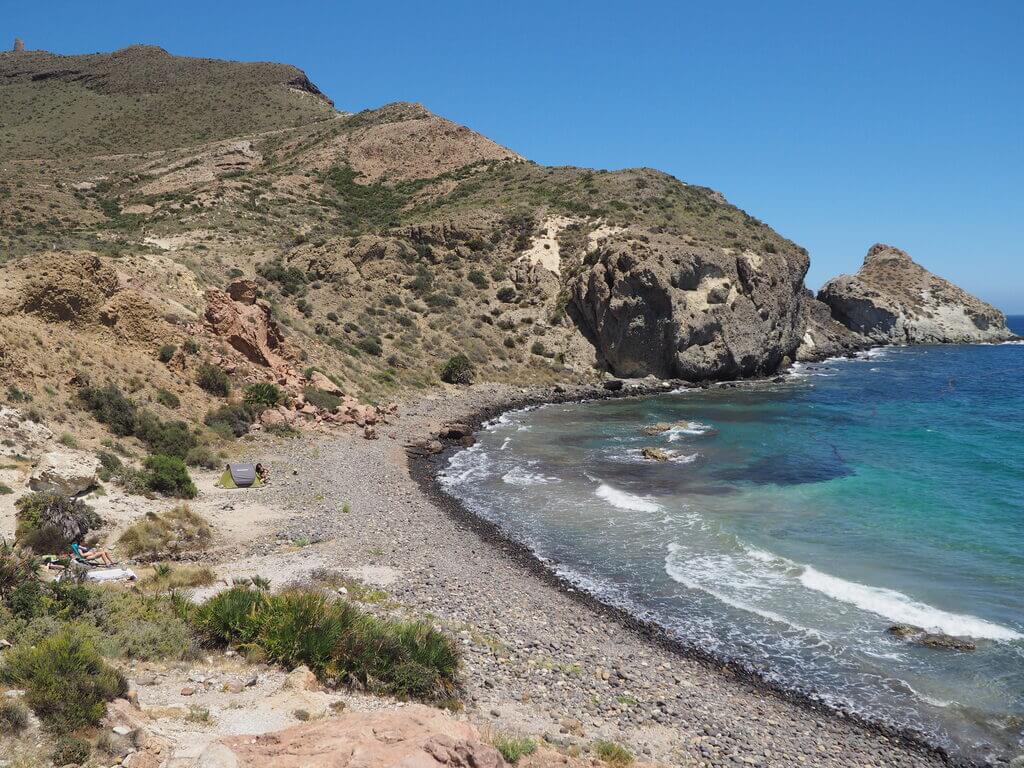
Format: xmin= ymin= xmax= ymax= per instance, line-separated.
xmin=255 ymin=462 xmax=270 ymax=483
xmin=72 ymin=542 xmax=115 ymax=567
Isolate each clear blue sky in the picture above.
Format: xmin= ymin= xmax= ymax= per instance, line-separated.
xmin=7 ymin=0 xmax=1023 ymax=312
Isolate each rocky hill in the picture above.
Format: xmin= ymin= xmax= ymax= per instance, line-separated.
xmin=0 ymin=44 xmax=1009 ymax=451
xmin=818 ymin=243 xmax=1012 ymax=345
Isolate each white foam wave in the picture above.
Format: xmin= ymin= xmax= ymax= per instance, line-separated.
xmin=670 ymin=452 xmax=699 ymax=464
xmin=665 ymin=422 xmax=712 ymax=441
xmin=595 ymin=483 xmax=661 ymax=512
xmin=799 ymin=566 xmax=1022 ymax=641
xmin=502 ymin=466 xmax=559 ymax=486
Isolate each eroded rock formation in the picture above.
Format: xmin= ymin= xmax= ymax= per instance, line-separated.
xmin=817 ymin=244 xmax=1012 ymax=345
xmin=570 ymin=234 xmax=808 ymax=380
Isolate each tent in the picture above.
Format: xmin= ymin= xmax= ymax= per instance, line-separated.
xmin=218 ymin=463 xmax=263 ymax=489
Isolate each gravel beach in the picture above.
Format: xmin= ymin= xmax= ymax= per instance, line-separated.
xmin=204 ymin=380 xmax=961 ymax=768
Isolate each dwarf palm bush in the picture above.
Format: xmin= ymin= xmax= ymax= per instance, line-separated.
xmin=190 ymin=586 xmax=460 ymax=701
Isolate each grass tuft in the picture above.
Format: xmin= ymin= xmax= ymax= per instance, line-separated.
xmin=118 ymin=505 xmax=212 ymax=558
xmin=493 ymin=734 xmax=538 ymax=763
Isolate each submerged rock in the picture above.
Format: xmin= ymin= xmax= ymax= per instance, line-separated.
xmin=885 ymin=624 xmax=977 ymax=651
xmin=818 ymin=244 xmax=1012 ymax=345
xmin=918 ymin=633 xmax=977 ymax=652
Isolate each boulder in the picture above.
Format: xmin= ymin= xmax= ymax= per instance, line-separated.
xmin=570 ymin=234 xmax=807 ymax=380
xmin=205 ymin=705 xmax=502 ymax=768
xmin=29 ymin=450 xmax=101 ymax=496
xmin=226 ymin=279 xmax=260 ymax=304
xmin=0 ymin=406 xmax=53 ymax=458
xmin=640 ymin=447 xmax=670 ymax=462
xmin=818 ymin=244 xmax=1013 ymax=345
xmin=308 ymin=370 xmax=343 ymax=396
xmin=439 ymin=423 xmax=472 ymax=439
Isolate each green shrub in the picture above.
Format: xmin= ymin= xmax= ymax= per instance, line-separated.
xmin=185 ymin=445 xmax=221 ymax=469
xmin=530 ymin=341 xmax=546 ymax=356
xmin=135 ymin=412 xmax=197 ymax=458
xmin=14 ymin=493 xmax=101 ymax=555
xmin=193 ymin=586 xmax=267 ymax=645
xmin=81 ymin=384 xmax=196 ymax=457
xmin=0 ymin=482 xmax=12 ymax=495
xmin=467 ymin=269 xmax=489 ymax=289
xmin=496 ymin=286 xmax=517 ymax=303
xmin=196 ymin=362 xmax=231 ymax=397
xmin=118 ymin=505 xmax=212 ymax=559
xmin=440 ymin=354 xmax=474 ymax=385
xmin=593 ymin=740 xmax=633 ymax=766
xmin=243 ymin=382 xmax=282 ymax=411
xmin=204 ymin=402 xmax=255 ymax=438
xmin=79 ymin=383 xmax=138 ymax=436
xmin=192 ymin=587 xmax=459 ymax=701
xmin=157 ymin=344 xmax=177 ymax=363
xmin=183 ymin=339 xmax=200 ymax=354
xmin=303 ymin=387 xmax=340 ymax=411
xmin=155 ymin=388 xmax=180 ymax=408
xmin=0 ymin=698 xmax=30 ymax=734
xmin=356 ymin=337 xmax=383 ymax=356
xmin=52 ymin=735 xmax=91 ymax=765
xmin=0 ymin=627 xmax=127 ymax=733
xmin=493 ymin=735 xmax=537 ymax=763
xmin=142 ymin=455 xmax=197 ymax=499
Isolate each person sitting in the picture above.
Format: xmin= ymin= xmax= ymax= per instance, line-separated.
xmin=255 ymin=462 xmax=270 ymax=483
xmin=71 ymin=542 xmax=115 ymax=567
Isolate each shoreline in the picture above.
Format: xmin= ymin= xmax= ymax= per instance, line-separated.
xmin=406 ymin=379 xmax=968 ymax=768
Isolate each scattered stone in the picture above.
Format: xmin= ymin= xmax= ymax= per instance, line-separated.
xmin=603 ymin=379 xmax=624 ymax=391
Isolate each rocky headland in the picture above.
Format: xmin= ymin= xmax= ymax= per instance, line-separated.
xmin=817 ymin=244 xmax=1013 ymax=346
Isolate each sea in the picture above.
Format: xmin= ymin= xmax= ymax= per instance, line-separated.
xmin=440 ymin=316 xmax=1024 ymax=764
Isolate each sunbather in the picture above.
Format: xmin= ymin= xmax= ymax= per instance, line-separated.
xmin=255 ymin=462 xmax=270 ymax=483
xmin=72 ymin=542 xmax=115 ymax=567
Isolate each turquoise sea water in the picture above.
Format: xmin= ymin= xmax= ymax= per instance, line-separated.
xmin=441 ymin=318 xmax=1024 ymax=764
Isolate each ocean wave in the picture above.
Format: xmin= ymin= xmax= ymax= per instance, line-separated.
xmin=502 ymin=466 xmax=559 ymax=486
xmin=439 ymin=446 xmax=490 ymax=487
xmin=798 ymin=566 xmax=1022 ymax=641
xmin=666 ymin=422 xmax=713 ymax=441
xmin=595 ymin=482 xmax=661 ymax=512
xmin=665 ymin=540 xmax=1022 ymax=643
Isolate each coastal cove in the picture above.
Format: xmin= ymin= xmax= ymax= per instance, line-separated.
xmin=437 ymin=326 xmax=1024 ymax=765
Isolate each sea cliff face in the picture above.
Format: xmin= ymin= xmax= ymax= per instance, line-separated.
xmin=817 ymin=244 xmax=1012 ymax=345
xmin=569 ymin=234 xmax=808 ymax=380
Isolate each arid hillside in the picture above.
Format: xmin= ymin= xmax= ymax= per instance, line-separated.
xmin=1 ymin=44 xmax=823 ymax=453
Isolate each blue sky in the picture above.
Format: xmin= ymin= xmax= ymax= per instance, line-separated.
xmin=8 ymin=1 xmax=1023 ymax=311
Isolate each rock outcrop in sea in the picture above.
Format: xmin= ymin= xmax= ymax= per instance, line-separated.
xmin=817 ymin=243 xmax=1012 ymax=345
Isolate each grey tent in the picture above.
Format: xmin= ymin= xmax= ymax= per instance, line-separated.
xmin=219 ymin=463 xmax=261 ymax=489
